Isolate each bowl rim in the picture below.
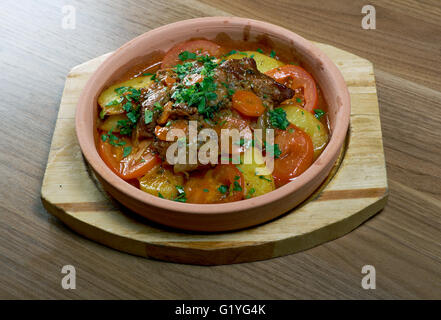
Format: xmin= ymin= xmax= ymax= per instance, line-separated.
xmin=75 ymin=16 xmax=350 ymax=215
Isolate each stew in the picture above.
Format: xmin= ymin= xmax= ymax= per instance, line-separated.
xmin=96 ymin=39 xmax=330 ymax=203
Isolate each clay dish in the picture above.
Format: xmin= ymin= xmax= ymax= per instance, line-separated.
xmin=76 ymin=17 xmax=350 ymax=232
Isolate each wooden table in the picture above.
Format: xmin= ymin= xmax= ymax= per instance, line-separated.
xmin=1 ymin=0 xmax=440 ymax=299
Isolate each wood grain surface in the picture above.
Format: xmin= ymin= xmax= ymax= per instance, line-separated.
xmin=1 ymin=0 xmax=440 ymax=299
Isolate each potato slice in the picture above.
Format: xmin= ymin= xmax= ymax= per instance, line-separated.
xmin=237 ymin=147 xmax=275 ymax=198
xmin=227 ymin=51 xmax=285 ymax=73
xmin=282 ymin=105 xmax=329 ymax=159
xmin=139 ymin=165 xmax=184 ymax=200
xmin=98 ymin=114 xmax=128 ymax=133
xmin=98 ymin=75 xmax=153 ymax=116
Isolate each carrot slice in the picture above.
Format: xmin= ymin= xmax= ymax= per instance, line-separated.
xmin=231 ymin=90 xmax=265 ymax=117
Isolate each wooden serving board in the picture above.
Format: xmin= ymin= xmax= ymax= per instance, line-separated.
xmin=41 ymin=42 xmax=388 ymax=265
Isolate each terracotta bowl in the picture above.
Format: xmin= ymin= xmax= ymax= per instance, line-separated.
xmin=76 ymin=17 xmax=350 ymax=232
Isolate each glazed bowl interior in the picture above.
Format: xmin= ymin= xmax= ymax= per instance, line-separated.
xmin=76 ymin=17 xmax=350 ymax=230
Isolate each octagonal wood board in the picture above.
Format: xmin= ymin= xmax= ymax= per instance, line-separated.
xmin=41 ymin=42 xmax=388 ymax=265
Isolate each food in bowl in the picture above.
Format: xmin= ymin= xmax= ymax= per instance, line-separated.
xmin=96 ymin=39 xmax=330 ymax=204
xmin=76 ymin=17 xmax=350 ymax=231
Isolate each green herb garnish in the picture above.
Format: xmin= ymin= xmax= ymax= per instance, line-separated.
xmin=314 ymin=109 xmax=325 ymax=120
xmin=245 ymin=187 xmax=256 ymax=199
xmin=123 ymin=146 xmax=132 ymax=158
xmin=122 ymin=101 xmax=132 ymax=112
xmin=153 ymin=102 xmax=163 ymax=111
xmin=105 ymin=100 xmax=120 ymax=107
xmin=268 ymin=108 xmax=289 ymax=130
xmin=127 ymin=110 xmax=139 ymax=123
xmin=174 ymin=185 xmax=187 ymax=202
xmin=144 ymin=110 xmax=153 ymax=124
xmin=233 ymin=181 xmax=242 ymax=191
xmin=265 ymin=142 xmax=282 ymax=159
xmin=218 ymin=185 xmax=229 ymax=194
xmin=258 ymin=175 xmax=272 ymax=182
xmin=178 ymin=51 xmax=197 ymax=61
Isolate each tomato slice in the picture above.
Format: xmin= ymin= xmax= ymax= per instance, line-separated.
xmin=272 ymin=125 xmax=314 ymax=187
xmin=161 ymin=40 xmax=222 ymax=68
xmin=98 ymin=136 xmax=160 ymax=180
xmin=265 ymin=65 xmax=318 ymax=112
xmin=185 ymin=165 xmax=245 ymax=203
xmin=231 ymin=90 xmax=265 ymax=117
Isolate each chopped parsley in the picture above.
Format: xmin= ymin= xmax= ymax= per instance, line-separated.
xmin=258 ymin=175 xmax=272 ymax=182
xmin=268 ymin=108 xmax=290 ymax=130
xmin=264 ymin=142 xmax=282 ymax=159
xmin=153 ymin=102 xmax=163 ymax=111
xmin=218 ymin=185 xmax=229 ymax=194
xmin=144 ymin=110 xmax=153 ymax=124
xmin=174 ymin=185 xmax=187 ymax=202
xmin=175 ymin=62 xmax=194 ymax=79
xmin=127 ymin=109 xmax=139 ymax=123
xmin=172 ymin=76 xmax=219 ymax=119
xmin=314 ymin=109 xmax=325 ymax=120
xmin=105 ymin=99 xmax=120 ymax=107
xmin=270 ymin=50 xmax=276 ymax=58
xmin=158 ymin=192 xmax=164 ymax=198
xmin=296 ymin=97 xmax=302 ymax=103
xmin=101 ymin=129 xmax=126 ymax=147
xmin=256 ymin=48 xmax=263 ymax=53
xmin=115 ymin=87 xmax=141 ymax=101
xmin=122 ymin=101 xmax=133 ymax=112
xmin=100 ymin=98 xmax=124 ymax=119
xmin=233 ymin=180 xmax=242 ymax=192
xmin=178 ymin=51 xmax=197 ymax=61
xmin=123 ymin=146 xmax=132 ymax=158
xmin=100 ymin=86 xmax=144 ymax=143
xmin=117 ymin=119 xmax=134 ymax=135
xmin=245 ymin=187 xmax=256 ymax=199
xmin=203 ymin=189 xmax=209 ymax=193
